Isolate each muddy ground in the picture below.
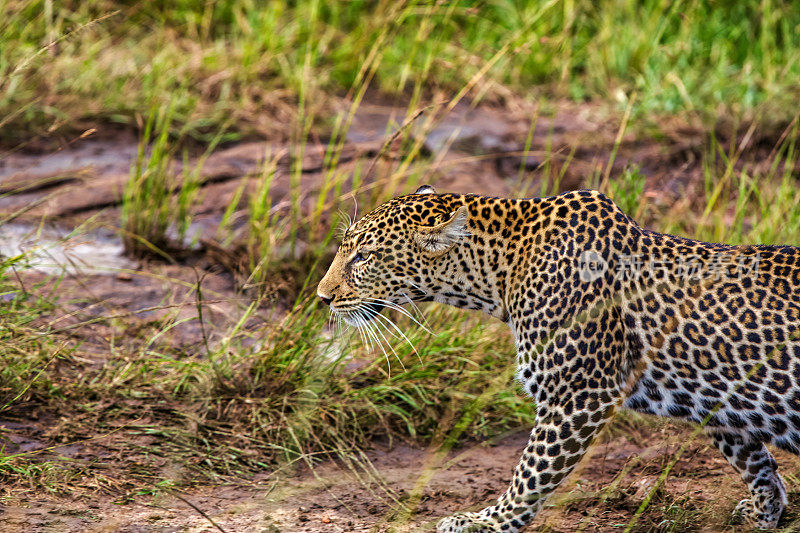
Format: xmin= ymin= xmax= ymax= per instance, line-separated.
xmin=2 ymin=100 xmax=799 ymax=532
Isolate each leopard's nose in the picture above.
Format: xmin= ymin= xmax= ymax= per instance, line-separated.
xmin=318 ymin=292 xmax=334 ymax=306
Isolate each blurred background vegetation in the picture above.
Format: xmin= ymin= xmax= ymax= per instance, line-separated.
xmin=3 ymin=0 xmax=800 ymax=143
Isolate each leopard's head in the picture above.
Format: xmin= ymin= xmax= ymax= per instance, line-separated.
xmin=317 ymin=185 xmax=469 ymax=326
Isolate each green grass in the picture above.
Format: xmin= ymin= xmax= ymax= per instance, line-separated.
xmin=2 ymin=1 xmax=800 ymax=144
xmin=652 ymin=122 xmax=800 ymax=245
xmin=121 ymin=100 xmax=226 ymax=258
xmin=8 ymin=65 xmax=800 ymax=504
xmin=0 ymin=254 xmax=66 ymax=408
xmin=0 ymin=255 xmax=78 ymax=491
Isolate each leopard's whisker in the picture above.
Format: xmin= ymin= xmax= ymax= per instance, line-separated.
xmin=361 ymin=296 xmax=411 ymax=316
xmin=336 ymin=209 xmax=354 ymax=239
xmin=372 ymin=311 xmax=405 ymax=341
xmin=406 ymin=281 xmax=432 ymax=303
xmin=407 ymin=280 xmax=428 ymax=295
xmin=369 ymin=313 xmax=406 ymax=372
xmin=373 ymin=311 xmax=422 ymax=363
xmin=364 ymin=298 xmax=425 ymax=328
xmin=371 ymin=312 xmax=402 ymax=340
xmin=356 ymin=308 xmax=390 ymax=371
xmin=335 ymin=315 xmax=346 ymax=342
xmin=355 ymin=318 xmax=369 ymax=350
xmin=359 ymin=315 xmax=377 ymax=354
xmin=359 ymin=307 xmax=403 ymax=372
xmin=327 ymin=309 xmax=335 ymax=331
xmin=348 ymin=311 xmax=370 ymax=351
xmin=400 ymin=292 xmax=433 ymax=331
xmin=363 ymin=297 xmax=433 ymax=334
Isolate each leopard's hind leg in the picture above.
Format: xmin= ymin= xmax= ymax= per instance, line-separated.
xmin=708 ymin=430 xmax=787 ymax=529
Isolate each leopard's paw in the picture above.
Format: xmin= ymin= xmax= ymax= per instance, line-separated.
xmin=436 ymin=512 xmax=499 ymax=533
xmin=733 ymin=498 xmax=781 ymax=530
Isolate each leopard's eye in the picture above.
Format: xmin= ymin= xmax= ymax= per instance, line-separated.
xmin=352 ymin=251 xmax=369 ymax=264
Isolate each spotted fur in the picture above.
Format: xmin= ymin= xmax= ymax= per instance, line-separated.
xmin=317 ymin=186 xmax=800 ymax=531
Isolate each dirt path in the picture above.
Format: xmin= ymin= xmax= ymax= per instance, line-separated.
xmin=5 ymin=420 xmax=800 ymax=532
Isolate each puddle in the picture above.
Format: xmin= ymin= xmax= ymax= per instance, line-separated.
xmin=0 ymin=223 xmax=135 ymax=274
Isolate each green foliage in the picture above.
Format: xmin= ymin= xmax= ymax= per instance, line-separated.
xmin=2 ymin=0 xmax=800 ymax=142
xmin=607 ymin=166 xmax=647 ymax=219
xmin=244 ymin=155 xmax=280 ymax=291
xmin=121 ymin=99 xmax=225 ymax=257
xmin=202 ymin=304 xmax=537 ymax=464
xmin=27 ymin=296 xmax=535 ymax=477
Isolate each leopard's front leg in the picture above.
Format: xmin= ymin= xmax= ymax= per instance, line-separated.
xmin=437 ymin=379 xmax=621 ymax=532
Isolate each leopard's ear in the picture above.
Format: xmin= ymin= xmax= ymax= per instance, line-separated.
xmin=414 ymin=205 xmax=469 ymax=255
xmin=414 ymin=184 xmax=437 ymax=195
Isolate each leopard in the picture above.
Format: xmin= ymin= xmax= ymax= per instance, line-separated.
xmin=317 ymin=185 xmax=800 ymax=532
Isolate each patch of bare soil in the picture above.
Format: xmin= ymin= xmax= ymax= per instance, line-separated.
xmin=4 ymin=421 xmax=800 ymax=532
